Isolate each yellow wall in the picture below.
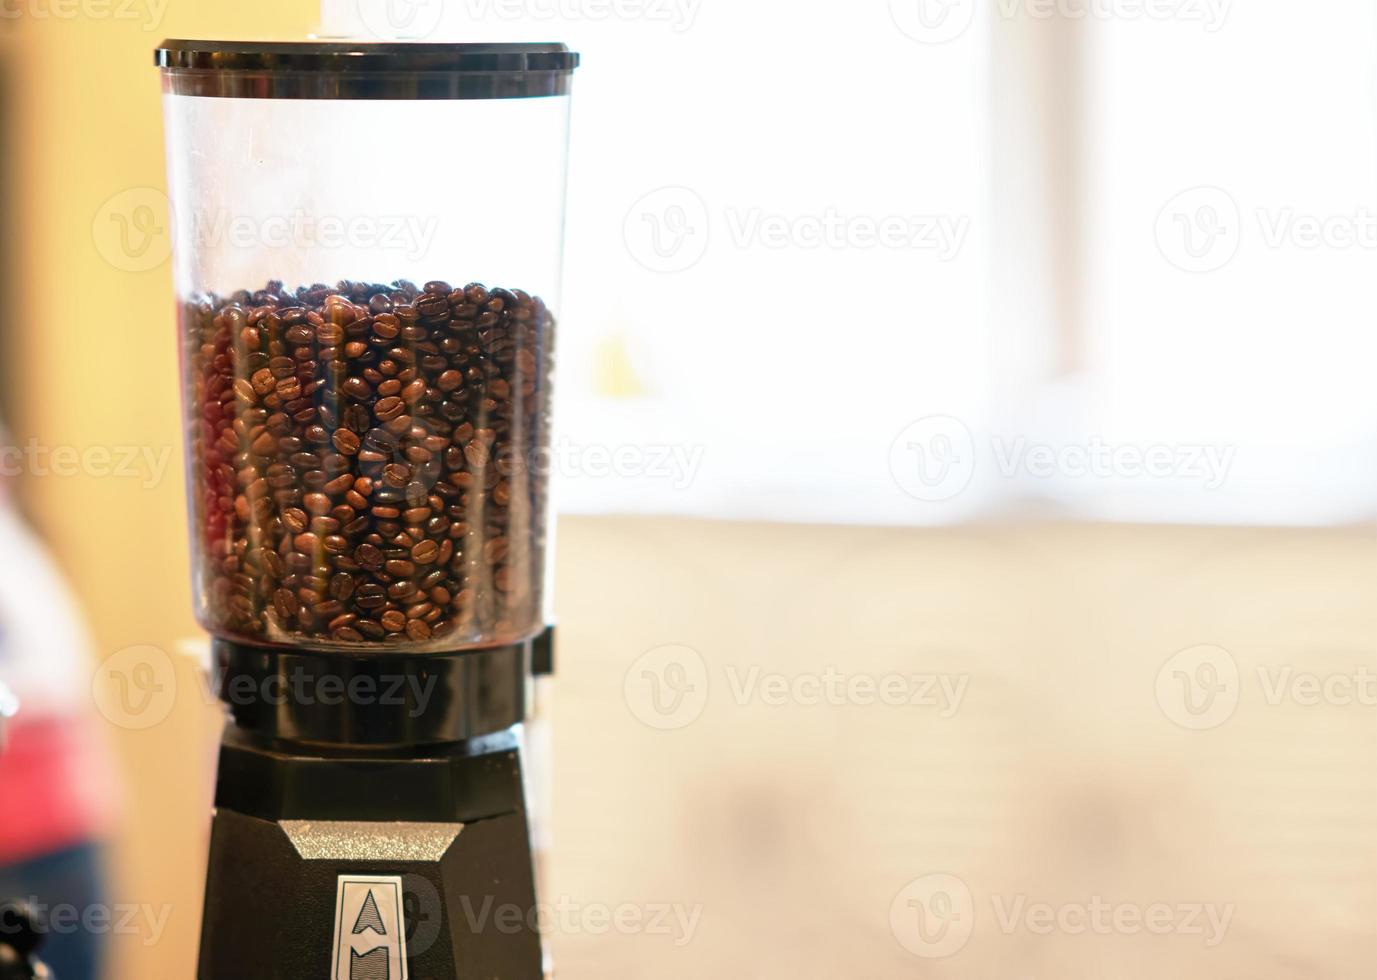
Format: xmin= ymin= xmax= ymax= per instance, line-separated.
xmin=5 ymin=6 xmax=317 ymax=977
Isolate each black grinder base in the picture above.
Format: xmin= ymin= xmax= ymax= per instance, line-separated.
xmin=197 ymin=632 xmax=552 ymax=980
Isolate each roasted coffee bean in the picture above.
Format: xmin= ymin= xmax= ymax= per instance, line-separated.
xmin=182 ymin=277 xmax=552 ymax=646
xmin=332 ymin=429 xmax=361 ymax=455
xmin=463 ymin=440 xmax=490 ymax=469
xmin=342 ymin=404 xmax=371 ymax=433
xmin=317 ymin=323 xmax=345 ymax=346
xmin=416 ymin=295 xmax=448 ymax=318
xmin=405 ymin=618 xmax=432 ymax=641
xmin=304 ymin=493 xmax=333 ymax=515
xmin=356 ymin=619 xmax=386 ymax=639
xmin=374 ymin=396 xmax=404 ymax=421
xmin=324 ymin=472 xmax=355 ymax=495
xmin=354 ymin=583 xmax=387 ymax=610
xmin=285 ymin=324 xmax=314 ymax=345
xmin=329 ymin=573 xmax=355 ymax=600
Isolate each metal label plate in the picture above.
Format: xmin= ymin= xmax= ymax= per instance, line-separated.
xmin=332 ymin=875 xmax=409 ymax=980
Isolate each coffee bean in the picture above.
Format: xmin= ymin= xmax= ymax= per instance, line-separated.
xmin=374 ymin=396 xmax=404 ymax=421
xmin=304 ymin=493 xmax=333 ymax=515
xmin=405 ymin=618 xmax=432 ymax=641
xmin=317 ymin=323 xmax=345 ymax=346
xmin=329 ymin=573 xmax=355 ymax=600
xmin=332 ymin=429 xmax=361 ymax=455
xmin=273 ymin=587 xmax=299 ymax=621
xmin=183 ymin=277 xmax=552 ymax=646
xmin=324 ymin=473 xmax=354 ymax=494
xmin=463 ymin=440 xmax=489 ymax=469
xmin=355 ymin=583 xmax=387 ymax=610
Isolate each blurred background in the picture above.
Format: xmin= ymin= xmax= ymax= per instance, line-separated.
xmin=0 ymin=0 xmax=1375 ymax=977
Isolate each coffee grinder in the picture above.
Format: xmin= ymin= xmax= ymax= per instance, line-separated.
xmin=155 ymin=40 xmax=579 ymax=979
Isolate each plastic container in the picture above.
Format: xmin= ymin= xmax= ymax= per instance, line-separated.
xmin=157 ymin=41 xmax=578 ymax=651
